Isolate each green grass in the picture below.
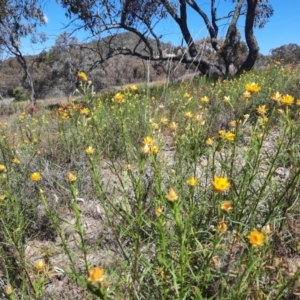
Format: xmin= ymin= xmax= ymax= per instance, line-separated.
xmin=1 ymin=63 xmax=300 ymax=299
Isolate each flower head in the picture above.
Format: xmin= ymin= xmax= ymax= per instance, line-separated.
xmin=184 ymin=111 xmax=193 ymax=119
xmin=141 ymin=144 xmax=150 ymax=154
xmin=243 ymin=91 xmax=252 ymax=99
xmin=113 ymin=92 xmax=124 ymax=103
xmin=30 ymin=172 xmax=41 ymax=182
xmin=212 ymin=176 xmax=230 ymax=193
xmin=221 ymin=201 xmax=233 ymax=212
xmin=262 ymin=224 xmax=272 ymax=234
xmin=0 ymin=164 xmax=6 ymax=172
xmin=143 ymin=136 xmax=153 ymax=146
xmin=206 ymin=138 xmax=214 ymax=146
xmin=281 ymin=94 xmax=294 ymax=106
xmin=151 ymin=144 xmax=159 ymax=155
xmin=34 ymin=259 xmax=45 ymax=271
xmin=218 ymin=221 xmax=227 ymax=233
xmin=67 ymin=172 xmax=77 ymax=182
xmin=187 ymin=177 xmax=197 ymax=187
xmin=271 ymin=92 xmax=282 ymax=102
xmin=86 ymin=146 xmax=95 ymax=155
xmin=225 ymin=131 xmax=235 ymax=142
xmin=160 ymin=117 xmax=168 ymax=125
xmin=6 ymin=285 xmax=13 ymax=295
xmin=130 ymin=85 xmax=138 ymax=91
xmin=169 ymin=122 xmax=178 ymax=131
xmin=87 ymin=267 xmax=105 ymax=284
xmin=165 ymin=188 xmax=178 ymax=202
xmin=247 ymin=228 xmax=265 ymax=247
xmin=223 ymin=96 xmax=231 ymax=103
xmin=245 ymin=82 xmax=261 ymax=93
xmin=257 ymin=105 xmax=268 ymax=115
xmin=77 ymin=71 xmax=88 ymax=81
xmin=201 ymin=96 xmax=210 ymax=103
xmin=155 ymin=207 xmax=163 ymax=217
xmin=194 ymin=114 xmax=203 ymax=122
xmin=80 ymin=107 xmax=90 ymax=116
xmin=12 ymin=157 xmax=20 ymax=164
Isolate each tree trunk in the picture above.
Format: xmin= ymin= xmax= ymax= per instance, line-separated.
xmin=238 ymin=0 xmax=259 ymax=73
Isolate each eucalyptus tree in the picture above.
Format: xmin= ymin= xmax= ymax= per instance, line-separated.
xmin=0 ymin=0 xmax=46 ymax=106
xmin=59 ymin=0 xmax=273 ymax=77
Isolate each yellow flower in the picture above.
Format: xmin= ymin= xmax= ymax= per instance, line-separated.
xmin=223 ymin=96 xmax=231 ymax=103
xmin=126 ymin=164 xmax=132 ymax=170
xmin=257 ymin=133 xmax=264 ymax=139
xmin=169 ymin=122 xmax=178 ymax=131
xmin=218 ymin=221 xmax=228 ymax=233
xmin=281 ymin=94 xmax=294 ymax=106
xmin=141 ymin=144 xmax=150 ymax=154
xmin=219 ymin=130 xmax=235 ymax=142
xmin=165 ymin=188 xmax=178 ymax=202
xmin=34 ymin=259 xmax=45 ymax=271
xmin=184 ymin=111 xmax=193 ymax=119
xmin=194 ymin=114 xmax=203 ymax=122
xmin=87 ymin=267 xmax=105 ymax=284
xmin=218 ymin=130 xmax=226 ymax=138
xmin=160 ymin=117 xmax=169 ymax=125
xmin=277 ymin=109 xmax=284 ymax=115
xmin=262 ymin=224 xmax=272 ymax=234
xmin=143 ymin=136 xmax=153 ymax=146
xmin=155 ymin=207 xmax=163 ymax=217
xmin=67 ymin=172 xmax=77 ymax=182
xmin=221 ymin=201 xmax=233 ymax=212
xmin=113 ymin=92 xmax=124 ymax=103
xmin=257 ymin=105 xmax=268 ymax=115
xmin=258 ymin=116 xmax=268 ymax=126
xmin=297 ymin=243 xmax=300 ymax=253
xmin=0 ymin=195 xmax=6 ymax=201
xmin=30 ymin=172 xmax=41 ymax=182
xmin=243 ymin=91 xmax=252 ymax=99
xmin=77 ymin=71 xmax=88 ymax=81
xmin=247 ymin=228 xmax=265 ymax=247
xmin=151 ymin=123 xmax=159 ymax=130
xmin=201 ymin=96 xmax=210 ymax=103
xmin=6 ymin=285 xmax=13 ymax=295
xmin=0 ymin=164 xmax=6 ymax=172
xmin=130 ymin=84 xmax=138 ymax=91
xmin=206 ymin=138 xmax=214 ymax=146
xmin=243 ymin=114 xmax=250 ymax=121
xmin=271 ymin=92 xmax=282 ymax=102
xmin=80 ymin=107 xmax=90 ymax=116
xmin=296 ymin=99 xmax=300 ymax=106
xmin=151 ymin=145 xmax=159 ymax=155
xmin=212 ymin=176 xmax=230 ymax=193
xmin=245 ymin=82 xmax=261 ymax=93
xmin=225 ymin=131 xmax=235 ymax=142
xmin=229 ymin=120 xmax=237 ymax=127
xmin=86 ymin=146 xmax=95 ymax=155
xmin=187 ymin=177 xmax=197 ymax=187
xmin=183 ymin=92 xmax=191 ymax=99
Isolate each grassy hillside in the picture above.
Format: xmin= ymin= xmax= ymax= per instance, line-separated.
xmin=0 ymin=62 xmax=300 ymax=299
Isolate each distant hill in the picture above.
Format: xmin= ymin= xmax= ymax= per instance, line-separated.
xmin=0 ymin=32 xmax=194 ymax=100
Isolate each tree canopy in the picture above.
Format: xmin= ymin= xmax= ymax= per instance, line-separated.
xmin=60 ymin=0 xmax=273 ymax=76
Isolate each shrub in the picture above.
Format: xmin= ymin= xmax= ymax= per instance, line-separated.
xmin=12 ymin=87 xmax=29 ymax=102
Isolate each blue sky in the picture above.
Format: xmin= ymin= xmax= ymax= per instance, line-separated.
xmin=21 ymin=0 xmax=300 ymax=56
